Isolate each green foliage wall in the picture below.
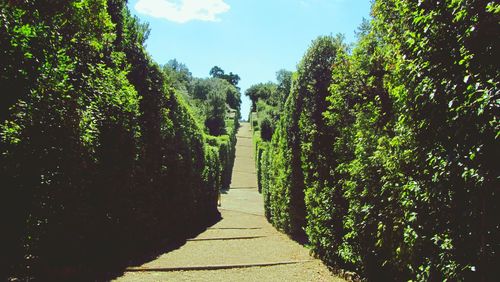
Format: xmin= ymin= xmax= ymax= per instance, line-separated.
xmin=0 ymin=1 xmax=238 ymax=280
xmin=206 ymin=116 xmax=238 ymax=191
xmin=253 ymin=1 xmax=499 ymax=280
xmin=254 ymin=72 xmax=305 ymax=238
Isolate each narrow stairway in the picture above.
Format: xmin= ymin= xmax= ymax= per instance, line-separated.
xmin=114 ymin=122 xmax=342 ymax=282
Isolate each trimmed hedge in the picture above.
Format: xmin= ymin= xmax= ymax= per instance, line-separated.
xmin=206 ymin=116 xmax=238 ymax=191
xmin=0 ymin=1 xmax=236 ymax=280
xmin=254 ymin=1 xmax=499 ymax=281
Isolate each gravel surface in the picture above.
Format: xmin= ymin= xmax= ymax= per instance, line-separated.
xmin=114 ymin=123 xmax=344 ymax=282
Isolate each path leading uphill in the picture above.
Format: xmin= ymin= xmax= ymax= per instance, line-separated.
xmin=114 ymin=122 xmax=343 ymax=282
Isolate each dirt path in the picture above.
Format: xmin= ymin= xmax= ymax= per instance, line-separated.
xmin=114 ymin=122 xmax=343 ymax=282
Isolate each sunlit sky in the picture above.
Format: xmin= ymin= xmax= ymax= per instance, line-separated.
xmin=127 ymin=0 xmax=372 ymax=119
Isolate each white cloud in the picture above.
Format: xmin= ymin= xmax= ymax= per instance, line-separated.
xmin=134 ymin=0 xmax=230 ymax=23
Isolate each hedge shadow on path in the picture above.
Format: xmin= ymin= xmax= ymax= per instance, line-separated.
xmin=93 ymin=212 xmax=222 ymax=282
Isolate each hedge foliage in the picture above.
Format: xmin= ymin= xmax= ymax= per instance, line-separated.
xmin=206 ymin=122 xmax=238 ymax=191
xmin=253 ymin=1 xmax=498 ymax=280
xmin=0 ymin=0 xmax=238 ymax=280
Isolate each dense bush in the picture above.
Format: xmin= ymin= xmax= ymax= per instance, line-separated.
xmin=0 ymin=1 xmax=238 ymax=280
xmin=246 ymin=82 xmax=276 ymax=112
xmin=253 ymin=1 xmax=499 ymax=280
xmin=252 ymin=70 xmax=306 ymax=237
xmin=206 ymin=120 xmax=238 ymax=191
xmin=259 ymin=117 xmax=273 ymax=141
xmin=165 ymin=65 xmax=240 ymax=190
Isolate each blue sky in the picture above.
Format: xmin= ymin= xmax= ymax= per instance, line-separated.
xmin=127 ymin=0 xmax=372 ymax=119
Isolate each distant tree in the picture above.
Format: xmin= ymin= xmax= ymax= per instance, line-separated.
xmin=209 ymin=66 xmax=240 ymax=88
xmin=191 ymin=78 xmax=212 ymax=100
xmin=209 ymin=66 xmax=225 ymax=78
xmin=225 ymin=85 xmax=241 ymax=110
xmin=188 ymin=77 xmax=240 ymax=134
xmin=205 ymin=91 xmax=226 ymax=136
xmin=245 ymin=82 xmax=277 ymax=112
xmin=190 ymin=77 xmax=239 ymax=108
xmin=355 ymin=17 xmax=371 ymax=39
xmin=225 ymin=72 xmax=241 ymax=87
xmin=163 ymin=59 xmax=192 ymax=91
xmin=275 ymin=69 xmax=292 ymax=110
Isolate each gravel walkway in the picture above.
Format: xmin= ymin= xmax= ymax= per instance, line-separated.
xmin=114 ymin=123 xmax=344 ymax=282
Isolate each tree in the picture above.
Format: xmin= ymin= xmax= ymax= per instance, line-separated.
xmin=209 ymin=66 xmax=225 ymax=78
xmin=225 ymin=72 xmax=241 ymax=87
xmin=163 ymin=59 xmax=192 ymax=91
xmin=225 ymin=85 xmax=241 ymax=110
xmin=245 ymin=82 xmax=277 ymax=112
xmin=205 ymin=91 xmax=226 ymax=136
xmin=209 ymin=66 xmax=240 ymax=88
xmin=191 ymin=78 xmax=212 ymax=100
xmin=188 ymin=77 xmax=240 ymax=135
xmin=275 ymin=69 xmax=293 ymax=111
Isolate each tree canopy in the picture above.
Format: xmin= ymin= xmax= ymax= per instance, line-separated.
xmin=209 ymin=65 xmax=241 ymax=88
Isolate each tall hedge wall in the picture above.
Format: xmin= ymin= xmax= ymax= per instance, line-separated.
xmin=0 ymin=1 xmax=236 ymax=280
xmin=206 ymin=116 xmax=238 ymax=191
xmin=255 ymin=1 xmax=498 ymax=280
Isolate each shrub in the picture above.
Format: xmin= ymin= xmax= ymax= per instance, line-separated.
xmin=253 ymin=1 xmax=499 ymax=280
xmin=0 ymin=1 xmax=238 ymax=280
xmin=260 ymin=117 xmax=273 ymax=141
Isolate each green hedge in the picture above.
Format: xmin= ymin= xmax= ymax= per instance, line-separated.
xmin=255 ymin=1 xmax=498 ymax=280
xmin=254 ymin=133 xmax=263 ymax=192
xmin=206 ymin=116 xmax=238 ymax=191
xmin=0 ymin=1 xmax=234 ymax=280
